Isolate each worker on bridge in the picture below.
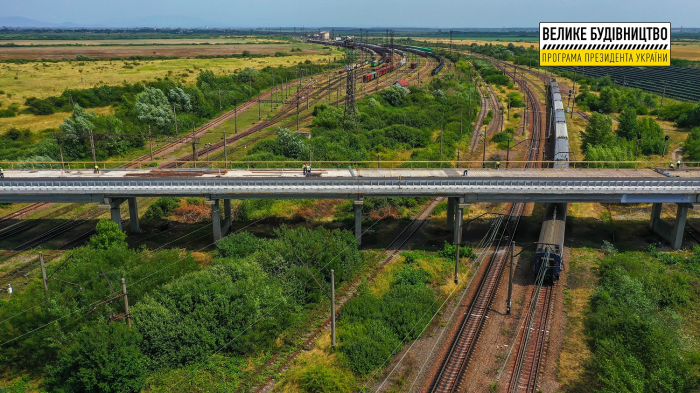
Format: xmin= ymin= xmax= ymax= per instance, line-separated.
xmin=677 ymin=160 xmax=681 ymax=169
xmin=0 ymin=168 xmax=4 ymax=178
xmin=496 ymin=161 xmax=501 ymax=170
xmin=303 ymin=163 xmax=307 ymax=176
xmin=670 ymin=162 xmax=675 ymax=170
xmin=94 ymin=165 xmax=99 ymax=174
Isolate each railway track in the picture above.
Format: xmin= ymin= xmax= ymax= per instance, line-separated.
xmin=168 ymin=53 xmax=436 ymax=167
xmin=428 ymin=54 xmax=544 ymax=393
xmin=247 ymin=197 xmax=444 ymax=393
xmin=505 ymin=283 xmax=553 ymax=393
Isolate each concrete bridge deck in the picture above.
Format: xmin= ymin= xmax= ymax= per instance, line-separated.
xmin=1 ymin=167 xmax=697 ymax=248
xmin=2 ymin=167 xmax=697 ymax=179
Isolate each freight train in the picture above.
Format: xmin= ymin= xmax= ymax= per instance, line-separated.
xmin=534 ymin=79 xmax=570 ymax=282
xmin=546 ymin=79 xmax=570 ymax=168
xmin=534 ymin=203 xmax=567 ymax=281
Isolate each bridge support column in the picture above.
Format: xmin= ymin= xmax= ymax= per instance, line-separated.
xmin=453 ymin=199 xmax=466 ymax=284
xmin=100 ymin=197 xmax=126 ymax=232
xmin=127 ymin=197 xmax=140 ymax=233
xmin=446 ymin=197 xmax=456 ymax=231
xmin=208 ymin=199 xmax=222 ymax=242
xmin=354 ymin=199 xmax=363 ymax=247
xmin=650 ymin=203 xmax=691 ymax=250
xmin=223 ymin=199 xmax=232 ymax=236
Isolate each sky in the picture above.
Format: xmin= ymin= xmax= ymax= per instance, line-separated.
xmin=1 ymin=0 xmax=698 ymax=28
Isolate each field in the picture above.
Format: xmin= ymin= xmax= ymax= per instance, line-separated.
xmin=416 ymin=37 xmax=700 ymax=61
xmin=0 ymin=50 xmax=336 ymax=132
xmin=672 ymin=40 xmax=700 ymax=60
xmin=0 ymin=42 xmax=326 ymax=60
xmin=0 ymin=37 xmax=287 ymax=45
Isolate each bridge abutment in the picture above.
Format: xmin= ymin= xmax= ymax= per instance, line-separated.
xmin=354 ymin=199 xmax=363 ymax=247
xmin=650 ymin=202 xmax=691 ymax=250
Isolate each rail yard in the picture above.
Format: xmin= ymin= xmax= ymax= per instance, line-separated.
xmin=0 ymin=21 xmax=699 ymax=393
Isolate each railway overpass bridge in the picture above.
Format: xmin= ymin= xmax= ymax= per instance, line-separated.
xmin=1 ymin=167 xmax=698 ymax=248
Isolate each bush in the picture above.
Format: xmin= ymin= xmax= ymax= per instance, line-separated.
xmin=587 ymin=251 xmax=697 ymax=392
xmin=132 ymin=258 xmax=292 ymax=369
xmin=144 ymin=197 xmax=180 ymax=220
xmin=380 ymin=85 xmax=408 ymax=107
xmin=44 ymin=322 xmax=148 ymax=393
xmin=299 ymin=364 xmax=355 ymax=393
xmin=0 ymin=109 xmax=15 ymax=117
xmin=88 ymin=219 xmax=126 ymax=250
xmin=338 ymin=270 xmax=437 ymax=375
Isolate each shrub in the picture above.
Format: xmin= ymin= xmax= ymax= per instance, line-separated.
xmin=88 ymin=219 xmax=126 ymax=250
xmin=299 ymin=364 xmax=355 ymax=393
xmin=44 ymin=322 xmax=148 ymax=393
xmin=338 ymin=321 xmax=400 ymax=375
xmin=132 ymin=258 xmax=291 ymax=369
xmin=144 ymin=197 xmax=180 ymax=220
xmin=0 ymin=109 xmax=15 ymax=117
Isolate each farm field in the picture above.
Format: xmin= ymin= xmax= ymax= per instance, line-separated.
xmin=0 ymin=37 xmax=288 ymax=45
xmin=0 ymin=42 xmax=326 ymax=60
xmin=0 ymin=51 xmax=334 ymax=115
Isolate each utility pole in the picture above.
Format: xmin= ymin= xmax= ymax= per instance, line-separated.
xmin=192 ymin=122 xmax=197 ymax=161
xmin=234 ymin=100 xmax=238 ymax=133
xmin=88 ymin=129 xmax=97 ymax=168
xmin=40 ymin=252 xmax=48 ymax=291
xmin=121 ymin=278 xmax=131 ymax=327
xmin=482 ymin=130 xmax=487 ymax=168
xmin=507 ymin=96 xmax=511 ymax=120
xmin=218 ymin=88 xmax=222 ymax=110
xmin=223 ymin=132 xmax=227 ymax=167
xmin=507 ymin=241 xmax=514 ymax=314
xmin=331 ymin=269 xmax=336 ymax=347
xmin=258 ymin=95 xmax=261 ymax=120
xmin=440 ymin=125 xmax=444 ymax=156
xmin=56 ymin=135 xmax=65 ymax=170
xmin=148 ymin=125 xmax=153 ymax=161
xmin=173 ymin=104 xmax=178 ymax=134
xmin=663 ymin=135 xmax=669 ymax=157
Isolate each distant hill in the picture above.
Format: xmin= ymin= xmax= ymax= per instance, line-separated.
xmin=0 ymin=16 xmax=84 ymax=28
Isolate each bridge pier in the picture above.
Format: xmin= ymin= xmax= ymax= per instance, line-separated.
xmin=453 ymin=198 xmax=466 ymax=284
xmin=208 ymin=198 xmax=222 ymax=242
xmin=354 ymin=199 xmax=363 ymax=247
xmin=101 ymin=197 xmax=141 ymax=233
xmin=650 ymin=202 xmax=691 ymax=250
xmin=446 ymin=197 xmax=456 ymax=231
xmin=127 ymin=197 xmax=140 ymax=233
xmin=223 ymin=199 xmax=232 ymax=235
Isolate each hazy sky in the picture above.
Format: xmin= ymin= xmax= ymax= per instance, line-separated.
xmin=2 ymin=0 xmax=698 ymax=28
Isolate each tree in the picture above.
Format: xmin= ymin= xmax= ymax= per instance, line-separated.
xmin=168 ymin=87 xmax=192 ymax=112
xmin=616 ymin=107 xmax=638 ymax=140
xmin=581 ymin=113 xmax=614 ymax=151
xmin=677 ymin=102 xmax=700 ymax=129
xmin=44 ymin=322 xmax=148 ymax=393
xmin=59 ymin=104 xmax=95 ymax=160
xmin=89 ymin=219 xmax=126 ymax=250
xmin=381 ymin=85 xmax=408 ymax=107
xmin=638 ymin=117 xmax=665 ymax=155
xmin=599 ymin=87 xmax=620 ymax=113
xmin=237 ymin=67 xmax=259 ymax=82
xmin=274 ymin=127 xmax=309 ymax=159
xmin=684 ymin=127 xmax=700 ymax=161
xmin=134 ymin=87 xmax=175 ymax=134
